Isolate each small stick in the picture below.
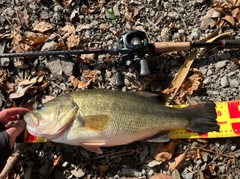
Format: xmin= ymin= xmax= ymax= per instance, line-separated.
xmin=91 ymin=149 xmax=137 ymax=160
xmin=172 ymin=8 xmax=190 ymax=39
xmin=0 ymin=144 xmax=29 ymax=179
xmin=45 ymin=154 xmax=63 ymax=178
xmin=172 ymin=139 xmax=234 ymax=158
xmin=50 ymin=81 xmax=66 ymax=91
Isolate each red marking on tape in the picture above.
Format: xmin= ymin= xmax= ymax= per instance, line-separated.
xmin=199 ymin=133 xmax=208 ymax=137
xmin=228 ymin=101 xmax=240 ymax=119
xmin=218 ymin=121 xmax=227 ymax=125
xmin=231 ymin=122 xmax=240 ymax=135
xmin=217 ymin=111 xmax=222 ymax=116
xmin=24 ymin=132 xmax=38 ymax=143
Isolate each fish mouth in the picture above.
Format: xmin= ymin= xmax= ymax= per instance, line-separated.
xmin=26 ymin=125 xmax=42 ymax=137
xmin=25 ymin=108 xmax=79 ymax=140
xmin=24 ymin=112 xmax=40 ymax=127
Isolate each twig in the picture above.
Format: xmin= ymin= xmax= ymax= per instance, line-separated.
xmin=0 ymin=144 xmax=29 ymax=179
xmin=50 ymin=81 xmax=66 ymax=91
xmin=91 ymin=149 xmax=137 ymax=160
xmin=3 ymin=12 xmax=14 ymax=28
xmin=172 ymin=8 xmax=190 ymax=40
xmin=207 ymin=146 xmax=227 ymax=166
xmin=172 ymin=139 xmax=234 ymax=158
xmin=45 ymin=154 xmax=63 ymax=178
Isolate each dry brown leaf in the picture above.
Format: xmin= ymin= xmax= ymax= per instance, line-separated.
xmin=163 ymin=50 xmax=197 ymax=105
xmin=154 ymin=142 xmax=176 ymax=162
xmin=38 ymin=80 xmax=50 ymax=92
xmin=99 ymin=23 xmax=108 ymax=31
xmin=24 ymin=33 xmax=49 ymax=46
xmin=154 ymin=14 xmax=164 ymax=25
xmin=9 ymin=85 xmax=33 ymax=99
xmin=0 ymin=70 xmax=15 ymax=94
xmin=80 ymin=54 xmax=95 ymax=63
xmin=98 ymin=165 xmax=109 ymax=173
xmin=231 ymin=7 xmax=240 ymax=22
xmin=200 ymin=9 xmax=219 ymax=30
xmin=68 ymin=75 xmax=92 ymax=90
xmin=232 ymin=57 xmax=240 ymax=64
xmin=124 ymin=2 xmax=133 ymax=23
xmin=212 ymin=2 xmax=232 ymax=12
xmin=33 ymin=21 xmax=54 ymax=33
xmin=10 ymin=76 xmax=45 ymax=98
xmin=151 ymin=173 xmax=174 ymax=179
xmin=68 ymin=75 xmax=80 ymax=89
xmin=76 ymin=24 xmax=92 ymax=32
xmin=155 ymin=142 xmax=176 ymax=155
xmin=14 ymin=9 xmax=29 ymax=29
xmin=11 ymin=30 xmax=33 ymax=53
xmin=179 ymin=68 xmax=204 ymax=98
xmin=229 ymin=152 xmax=236 ymax=164
xmin=227 ymin=0 xmax=240 ymax=6
xmin=132 ymin=7 xmax=140 ymax=19
xmin=77 ymin=80 xmax=92 ymax=89
xmin=82 ymin=70 xmax=101 ymax=83
xmin=63 ymin=0 xmax=73 ymax=8
xmin=66 ymin=34 xmax=81 ymax=49
xmin=18 ymin=77 xmax=39 ymax=86
xmin=124 ymin=71 xmax=145 ymax=91
xmin=222 ymin=15 xmax=236 ymax=27
xmin=25 ymin=86 xmax=38 ymax=96
xmin=82 ymin=0 xmax=105 ymax=14
xmin=37 ymin=68 xmax=47 ymax=77
xmin=12 ymin=31 xmax=48 ymax=53
xmin=59 ymin=25 xmax=76 ymax=37
xmin=82 ymin=3 xmax=100 ymax=14
xmin=155 ymin=152 xmax=172 ymax=162
xmin=168 ymin=152 xmax=187 ymax=173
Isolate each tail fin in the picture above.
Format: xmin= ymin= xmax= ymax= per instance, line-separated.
xmin=186 ymin=103 xmax=220 ymax=133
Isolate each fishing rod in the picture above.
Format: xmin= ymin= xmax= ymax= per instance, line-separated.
xmin=1 ymin=30 xmax=240 ymax=85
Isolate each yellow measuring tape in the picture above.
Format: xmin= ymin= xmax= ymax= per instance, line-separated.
xmin=24 ymin=100 xmax=240 ymax=143
xmin=172 ymin=100 xmax=240 ymax=139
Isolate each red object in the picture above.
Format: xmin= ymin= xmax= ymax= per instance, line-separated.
xmin=229 ymin=101 xmax=240 ymax=135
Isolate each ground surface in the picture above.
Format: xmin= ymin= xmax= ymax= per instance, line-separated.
xmin=0 ymin=0 xmax=240 ymax=178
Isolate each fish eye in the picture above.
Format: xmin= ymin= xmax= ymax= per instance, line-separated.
xmin=37 ymin=104 xmax=43 ymax=110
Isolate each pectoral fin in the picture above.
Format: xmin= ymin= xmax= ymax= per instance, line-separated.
xmin=82 ymin=115 xmax=111 ymax=131
xmin=80 ymin=142 xmax=105 ymax=154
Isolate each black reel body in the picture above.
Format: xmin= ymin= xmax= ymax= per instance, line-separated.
xmin=118 ymin=30 xmax=149 ymax=67
xmin=117 ymin=30 xmax=151 ymax=80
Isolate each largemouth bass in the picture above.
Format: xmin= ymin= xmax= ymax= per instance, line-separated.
xmin=24 ymin=90 xmax=219 ymax=154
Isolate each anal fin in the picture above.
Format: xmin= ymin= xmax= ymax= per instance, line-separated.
xmin=147 ymin=133 xmax=172 ymax=143
xmin=80 ymin=142 xmax=105 ymax=154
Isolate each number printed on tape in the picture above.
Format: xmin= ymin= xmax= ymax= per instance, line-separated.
xmin=172 ymin=100 xmax=240 ymax=139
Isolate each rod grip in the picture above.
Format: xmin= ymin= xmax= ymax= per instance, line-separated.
xmin=154 ymin=42 xmax=191 ymax=53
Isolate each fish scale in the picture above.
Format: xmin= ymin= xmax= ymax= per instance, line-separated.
xmin=69 ymin=90 xmax=190 ymax=134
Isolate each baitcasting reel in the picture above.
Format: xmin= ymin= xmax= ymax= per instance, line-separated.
xmin=118 ymin=30 xmax=151 ymax=77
